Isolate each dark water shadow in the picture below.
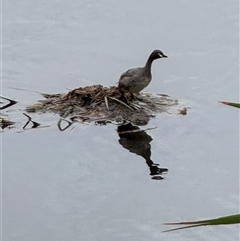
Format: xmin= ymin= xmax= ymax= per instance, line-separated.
xmin=117 ymin=123 xmax=168 ymax=180
xmin=0 ymin=95 xmax=17 ymax=110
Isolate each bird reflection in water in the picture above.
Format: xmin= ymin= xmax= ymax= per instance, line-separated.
xmin=117 ymin=123 xmax=168 ymax=180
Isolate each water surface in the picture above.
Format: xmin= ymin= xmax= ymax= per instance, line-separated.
xmin=2 ymin=0 xmax=239 ymax=240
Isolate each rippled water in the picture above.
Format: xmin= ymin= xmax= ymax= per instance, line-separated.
xmin=2 ymin=0 xmax=239 ymax=240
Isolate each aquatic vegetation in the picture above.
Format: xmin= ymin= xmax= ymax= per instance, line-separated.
xmin=163 ymin=214 xmax=240 ymax=232
xmin=0 ymin=117 xmax=15 ymax=129
xmin=0 ymin=86 xmax=182 ymax=130
xmin=219 ymin=101 xmax=240 ymax=109
xmin=163 ymin=100 xmax=240 ymax=232
xmin=26 ymin=85 xmax=179 ymax=126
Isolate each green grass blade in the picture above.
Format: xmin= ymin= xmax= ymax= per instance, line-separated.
xmin=162 ymin=224 xmax=204 ymax=233
xmin=219 ymin=101 xmax=240 ymax=108
xmin=163 ymin=214 xmax=240 ymax=232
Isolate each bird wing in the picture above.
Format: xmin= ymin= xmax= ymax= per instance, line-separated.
xmin=120 ymin=68 xmax=142 ymax=79
xmin=118 ymin=75 xmax=131 ymax=90
xmin=118 ymin=67 xmax=144 ymax=92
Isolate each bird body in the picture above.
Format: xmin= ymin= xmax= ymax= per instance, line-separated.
xmin=118 ymin=49 xmax=167 ymax=98
xmin=118 ymin=67 xmax=151 ymax=94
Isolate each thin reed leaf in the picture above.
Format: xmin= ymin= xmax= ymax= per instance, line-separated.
xmin=219 ymin=101 xmax=240 ymax=109
xmin=163 ymin=214 xmax=240 ymax=232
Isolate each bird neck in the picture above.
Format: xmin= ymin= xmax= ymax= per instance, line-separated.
xmin=144 ymin=57 xmax=154 ymax=76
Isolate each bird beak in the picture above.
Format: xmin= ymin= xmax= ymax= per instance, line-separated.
xmin=159 ymin=53 xmax=168 ymax=58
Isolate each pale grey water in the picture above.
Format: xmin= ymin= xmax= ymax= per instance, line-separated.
xmin=1 ymin=0 xmax=239 ymax=240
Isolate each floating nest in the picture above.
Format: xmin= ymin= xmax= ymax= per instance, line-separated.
xmin=26 ymin=85 xmax=179 ymax=125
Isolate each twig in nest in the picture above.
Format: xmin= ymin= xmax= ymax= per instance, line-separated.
xmin=104 ymin=96 xmax=109 ymax=111
xmin=108 ymin=97 xmax=134 ymax=111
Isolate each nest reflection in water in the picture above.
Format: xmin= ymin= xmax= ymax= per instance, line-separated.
xmin=1 ymin=92 xmax=170 ymax=179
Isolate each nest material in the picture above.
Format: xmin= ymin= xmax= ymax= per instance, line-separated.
xmin=26 ymin=85 xmax=178 ymax=125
